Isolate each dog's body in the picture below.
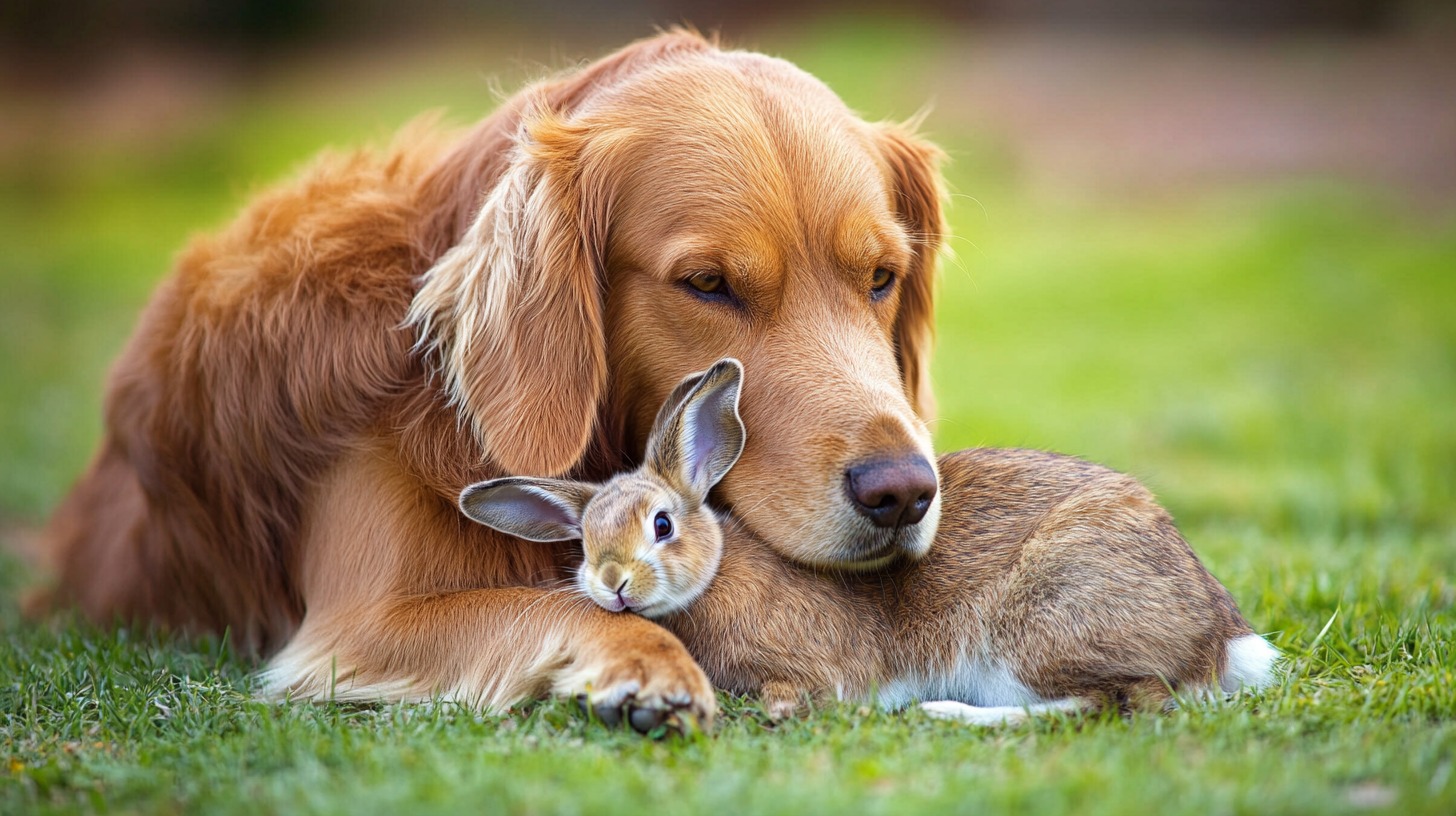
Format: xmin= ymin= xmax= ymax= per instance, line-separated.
xmin=36 ymin=32 xmax=949 ymax=725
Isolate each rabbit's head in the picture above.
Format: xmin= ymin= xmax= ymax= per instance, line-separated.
xmin=459 ymin=359 xmax=746 ymax=618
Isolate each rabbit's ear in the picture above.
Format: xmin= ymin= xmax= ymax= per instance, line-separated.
xmin=645 ymin=358 xmax=746 ymax=501
xmin=458 ymin=477 xmax=597 ymax=542
xmin=647 ymin=367 xmax=709 ymax=440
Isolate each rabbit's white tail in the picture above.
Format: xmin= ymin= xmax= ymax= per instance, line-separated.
xmin=1219 ymin=633 xmax=1279 ymax=692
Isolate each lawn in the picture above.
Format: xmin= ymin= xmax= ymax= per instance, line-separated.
xmin=3 ymin=20 xmax=1454 ymax=816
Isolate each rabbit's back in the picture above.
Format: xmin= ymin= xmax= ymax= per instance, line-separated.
xmin=887 ymin=449 xmax=1255 ymax=707
xmin=666 ymin=448 xmax=1269 ymax=715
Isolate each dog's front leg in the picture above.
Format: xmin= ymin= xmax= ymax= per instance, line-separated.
xmin=260 ymin=587 xmax=715 ymax=730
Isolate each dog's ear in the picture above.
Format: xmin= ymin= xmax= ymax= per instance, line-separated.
xmin=408 ymin=32 xmax=719 ymax=475
xmin=409 ymin=105 xmax=607 ymax=477
xmin=876 ymin=123 xmax=945 ymax=422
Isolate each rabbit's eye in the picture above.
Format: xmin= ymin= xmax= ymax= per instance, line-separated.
xmin=653 ymin=511 xmax=673 ymax=542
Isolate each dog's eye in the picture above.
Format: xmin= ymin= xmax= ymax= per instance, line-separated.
xmin=870 ymin=267 xmax=895 ymax=298
xmin=653 ymin=511 xmax=673 ymax=542
xmin=687 ymin=272 xmax=725 ymax=295
xmin=682 ymin=271 xmax=741 ymax=308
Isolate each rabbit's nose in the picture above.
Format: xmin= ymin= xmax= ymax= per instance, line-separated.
xmin=599 ymin=563 xmax=623 ymax=590
xmin=845 ymin=454 xmax=938 ymax=528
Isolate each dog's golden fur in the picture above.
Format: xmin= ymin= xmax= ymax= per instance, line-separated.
xmin=34 ymin=31 xmax=949 ymax=723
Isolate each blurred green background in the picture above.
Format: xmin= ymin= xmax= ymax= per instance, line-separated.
xmin=1 ymin=2 xmax=1451 ymax=538
xmin=2 ymin=2 xmax=1454 ymax=813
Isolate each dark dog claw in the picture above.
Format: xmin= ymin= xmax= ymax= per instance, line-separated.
xmin=594 ymin=702 xmax=625 ymax=727
xmin=629 ymin=706 xmax=666 ymax=733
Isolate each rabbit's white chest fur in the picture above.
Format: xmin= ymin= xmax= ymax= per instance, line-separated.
xmin=866 ymin=644 xmax=1091 ymax=727
xmin=873 ymin=643 xmax=1090 ymax=726
xmin=874 ymin=643 xmax=1043 ymax=711
xmin=874 ymin=632 xmax=1279 ymax=726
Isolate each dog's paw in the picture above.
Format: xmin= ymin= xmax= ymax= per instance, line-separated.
xmin=564 ymin=626 xmax=715 ymax=734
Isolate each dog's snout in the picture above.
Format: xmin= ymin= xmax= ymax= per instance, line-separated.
xmin=845 ymin=455 xmax=938 ymax=529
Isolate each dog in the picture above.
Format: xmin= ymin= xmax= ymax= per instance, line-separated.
xmin=33 ymin=30 xmax=946 ymax=729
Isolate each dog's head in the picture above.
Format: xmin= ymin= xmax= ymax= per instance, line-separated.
xmin=412 ymin=31 xmax=945 ymax=569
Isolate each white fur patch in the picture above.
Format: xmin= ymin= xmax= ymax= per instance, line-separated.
xmin=1220 ymin=633 xmax=1280 ymax=692
xmin=920 ymin=697 xmax=1085 ymax=726
xmin=875 ymin=646 xmax=1042 ymax=710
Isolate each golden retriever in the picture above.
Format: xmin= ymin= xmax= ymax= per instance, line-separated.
xmin=34 ymin=30 xmax=945 ymax=727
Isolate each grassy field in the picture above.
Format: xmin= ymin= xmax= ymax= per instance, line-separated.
xmin=3 ymin=22 xmax=1454 ymax=815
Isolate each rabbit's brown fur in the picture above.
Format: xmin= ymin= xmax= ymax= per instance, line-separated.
xmin=667 ymin=448 xmax=1267 ymax=718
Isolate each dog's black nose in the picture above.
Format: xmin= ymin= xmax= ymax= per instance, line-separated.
xmin=845 ymin=455 xmax=938 ymax=528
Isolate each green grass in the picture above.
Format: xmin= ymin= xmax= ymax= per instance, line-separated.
xmin=3 ymin=20 xmax=1454 ymax=816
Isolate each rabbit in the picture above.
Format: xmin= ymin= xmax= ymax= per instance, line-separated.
xmin=460 ymin=359 xmax=1279 ymax=724
xmin=459 ymin=357 xmax=746 ymax=621
xmin=663 ymin=447 xmax=1280 ymax=722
